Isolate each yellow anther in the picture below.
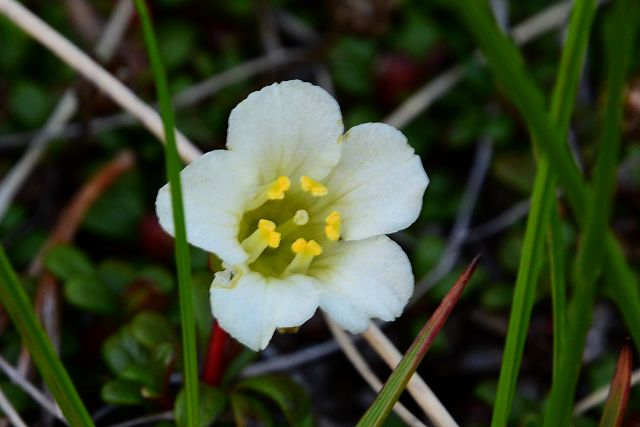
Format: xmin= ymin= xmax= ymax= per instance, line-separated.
xmin=257 ymin=219 xmax=281 ymax=248
xmin=258 ymin=219 xmax=276 ymax=232
xmin=291 ymin=238 xmax=323 ymax=256
xmin=242 ymin=219 xmax=281 ymax=263
xmin=300 ymin=176 xmax=328 ymax=197
xmin=267 ymin=176 xmax=291 ymax=200
xmin=324 ymin=211 xmax=341 ymax=241
xmin=284 ymin=238 xmax=323 ymax=276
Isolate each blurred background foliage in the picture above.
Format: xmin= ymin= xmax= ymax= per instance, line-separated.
xmin=1 ymin=0 xmax=640 ymax=425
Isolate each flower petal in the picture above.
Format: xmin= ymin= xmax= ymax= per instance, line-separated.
xmin=211 ymin=272 xmax=319 ymax=350
xmin=227 ymin=80 xmax=344 ymax=183
xmin=311 ymin=235 xmax=414 ymax=333
xmin=155 ymin=150 xmax=256 ymax=265
xmin=322 ymin=123 xmax=429 ymax=240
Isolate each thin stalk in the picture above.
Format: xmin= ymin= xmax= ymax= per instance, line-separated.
xmin=543 ymin=0 xmax=638 ymax=423
xmin=488 ymin=1 xmax=596 ymax=424
xmin=0 ymin=246 xmax=94 ymax=426
xmin=132 ymin=1 xmax=200 ymax=425
xmin=547 ymin=208 xmax=567 ymax=382
xmin=447 ymin=2 xmax=640 ymax=420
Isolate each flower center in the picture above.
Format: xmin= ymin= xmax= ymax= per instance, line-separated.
xmin=236 ymin=174 xmax=342 ymax=278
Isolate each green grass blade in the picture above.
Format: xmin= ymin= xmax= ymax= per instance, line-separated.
xmin=547 ymin=209 xmax=567 ymax=382
xmin=447 ymin=0 xmax=587 ymax=213
xmin=132 ymin=1 xmax=200 ymax=425
xmin=447 ymin=1 xmax=640 ymax=403
xmin=356 ymin=256 xmax=481 ymax=427
xmin=599 ymin=343 xmax=632 ymax=427
xmin=543 ymin=1 xmax=638 ymax=423
xmin=489 ymin=1 xmax=596 ymax=424
xmin=0 ymin=246 xmax=95 ymax=426
xmin=490 ymin=160 xmax=553 ymax=426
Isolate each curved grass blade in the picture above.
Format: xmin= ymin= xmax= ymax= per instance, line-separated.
xmin=489 ymin=1 xmax=596 ymax=424
xmin=543 ymin=0 xmax=638 ymax=423
xmin=599 ymin=343 xmax=632 ymax=427
xmin=0 ymin=246 xmax=95 ymax=426
xmin=132 ymin=1 xmax=200 ymax=425
xmin=445 ymin=2 xmax=640 ymax=422
xmin=356 ymin=255 xmax=481 ymax=427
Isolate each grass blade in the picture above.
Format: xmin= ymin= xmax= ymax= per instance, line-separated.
xmin=446 ymin=2 xmax=640 ymax=416
xmin=132 ymin=1 xmax=200 ymax=425
xmin=0 ymin=246 xmax=95 ymax=426
xmin=599 ymin=343 xmax=632 ymax=427
xmin=356 ymin=256 xmax=481 ymax=427
xmin=543 ymin=0 xmax=638 ymax=423
xmin=489 ymin=1 xmax=596 ymax=424
xmin=547 ymin=209 xmax=567 ymax=382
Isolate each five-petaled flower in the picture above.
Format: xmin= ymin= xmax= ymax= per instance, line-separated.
xmin=156 ymin=80 xmax=429 ymax=350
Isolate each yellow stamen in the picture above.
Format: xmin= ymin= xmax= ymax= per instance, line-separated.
xmin=246 ymin=176 xmax=291 ymax=210
xmin=242 ymin=219 xmax=281 ymax=263
xmin=324 ymin=210 xmax=341 ymax=241
xmin=291 ymin=238 xmax=323 ymax=256
xmin=300 ymin=175 xmax=328 ymax=197
xmin=267 ymin=176 xmax=291 ymax=200
xmin=257 ymin=219 xmax=281 ymax=248
xmin=284 ymin=238 xmax=323 ymax=275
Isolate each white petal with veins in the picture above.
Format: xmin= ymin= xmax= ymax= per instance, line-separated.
xmin=227 ymin=80 xmax=344 ymax=183
xmin=323 ymin=123 xmax=429 ymax=241
xmin=211 ymin=271 xmax=319 ymax=351
xmin=156 ymin=150 xmax=255 ymax=265
xmin=311 ymin=235 xmax=414 ymax=333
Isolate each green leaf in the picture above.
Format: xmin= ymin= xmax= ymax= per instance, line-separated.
xmin=101 ymin=379 xmax=144 ymax=405
xmin=236 ymin=374 xmax=312 ymax=426
xmin=9 ymin=80 xmax=53 ymax=126
xmin=158 ymin=22 xmax=197 ymax=71
xmin=102 ymin=327 xmax=149 ymax=374
xmin=63 ymin=275 xmax=119 ymax=314
xmin=231 ymin=393 xmax=274 ymax=427
xmin=131 ymin=311 xmax=178 ymax=349
xmin=136 ymin=266 xmax=175 ymax=294
xmin=0 ymin=382 xmax=30 ymax=414
xmin=0 ymin=20 xmax=30 ymax=73
xmin=391 ymin=12 xmax=437 ymax=59
xmin=329 ymin=37 xmax=376 ymax=96
xmin=357 ymin=257 xmax=480 ymax=426
xmin=82 ymin=172 xmax=144 ymax=240
xmin=98 ymin=260 xmax=135 ymax=293
xmin=175 ymin=383 xmax=227 ymax=427
xmin=45 ymin=245 xmax=94 ymax=282
xmin=120 ymin=364 xmax=156 ymax=387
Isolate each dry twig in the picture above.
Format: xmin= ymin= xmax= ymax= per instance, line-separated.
xmin=326 ymin=317 xmax=428 ymax=427
xmin=0 ymin=0 xmax=201 ymax=162
xmin=0 ymin=0 xmax=134 ymax=222
xmin=362 ymin=324 xmax=459 ymax=427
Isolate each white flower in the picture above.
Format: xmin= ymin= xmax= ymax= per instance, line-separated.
xmin=156 ymin=80 xmax=429 ymax=351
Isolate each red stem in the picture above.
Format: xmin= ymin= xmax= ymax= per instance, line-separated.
xmin=202 ymin=321 xmax=228 ymax=386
